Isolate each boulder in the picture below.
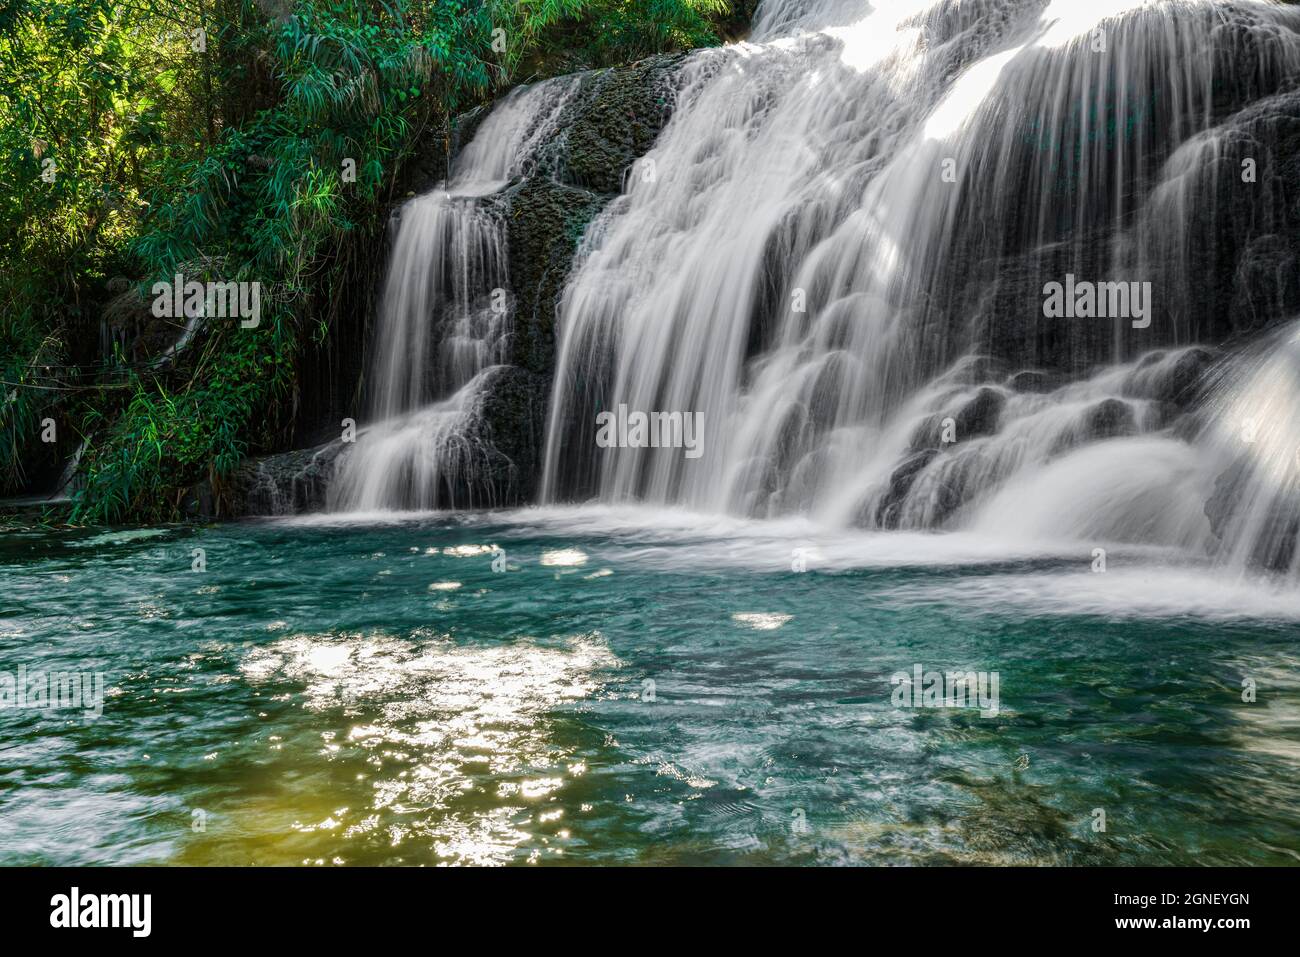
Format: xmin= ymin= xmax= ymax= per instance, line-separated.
xmin=1122 ymin=346 xmax=1218 ymax=409
xmin=1051 ymin=397 xmax=1137 ymax=455
xmin=954 ymin=387 xmax=1007 ymax=439
xmin=874 ymin=448 xmax=940 ymax=529
xmin=909 ymin=386 xmax=1007 ymax=451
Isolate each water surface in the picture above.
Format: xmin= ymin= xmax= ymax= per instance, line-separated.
xmin=1 ymin=508 xmax=1297 ymax=865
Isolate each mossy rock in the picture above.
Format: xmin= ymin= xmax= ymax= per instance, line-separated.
xmin=549 ymin=54 xmax=685 ymax=195
xmin=499 ymin=179 xmax=604 ymax=376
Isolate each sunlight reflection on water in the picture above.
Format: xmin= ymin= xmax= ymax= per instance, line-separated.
xmin=239 ymin=631 xmax=616 ymax=865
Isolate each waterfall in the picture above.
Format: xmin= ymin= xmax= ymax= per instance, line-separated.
xmin=328 ymin=78 xmax=577 ymax=511
xmin=540 ymin=0 xmax=1300 ymax=560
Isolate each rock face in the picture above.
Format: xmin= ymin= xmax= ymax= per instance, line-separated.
xmin=439 ymin=57 xmax=685 ymax=508
xmin=930 ymin=79 xmax=1300 ymax=382
xmin=498 ymin=55 xmax=685 ymax=378
xmin=1122 ymin=347 xmax=1219 ymax=407
xmin=498 ymin=179 xmax=604 ymax=378
xmin=471 ymin=365 xmax=552 ymax=503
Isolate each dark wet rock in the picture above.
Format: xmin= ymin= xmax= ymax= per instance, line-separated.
xmin=1079 ymin=398 xmax=1137 ymax=440
xmin=962 ymin=227 xmax=1128 ymax=374
xmin=903 ymin=453 xmax=970 ymax=530
xmin=1006 ymin=369 xmax=1063 ymax=394
xmin=806 ymin=350 xmax=855 ymax=426
xmin=185 ymin=441 xmax=345 ymax=519
xmin=1160 ymin=347 xmax=1219 ymax=405
xmin=499 ymin=55 xmax=684 ymax=377
xmin=1205 ymin=458 xmax=1249 ymax=545
xmin=549 ymin=55 xmax=685 ymax=194
xmin=781 ymin=445 xmax=832 ymax=513
xmin=891 ymin=449 xmax=938 ymax=491
xmin=908 ymin=413 xmax=945 ymax=452
xmin=472 ymin=365 xmax=552 ymax=503
xmin=926 ymin=480 xmax=967 ymax=529
xmin=197 ymin=364 xmax=551 ymax=518
xmin=1123 ymin=346 xmax=1219 ymax=408
xmin=1230 ymin=233 xmax=1300 ymax=334
xmin=909 ymin=387 xmax=1007 ymax=452
xmin=499 ymin=178 xmax=604 ymax=376
xmin=945 ymin=83 xmax=1300 ymax=373
xmin=954 ymin=387 xmax=1007 ymax=439
xmin=1143 ymin=400 xmax=1184 ymax=432
xmin=875 ymin=448 xmax=940 ymax=529
xmin=1183 ymin=90 xmax=1300 ymax=343
xmin=1051 ymin=398 xmax=1138 ymax=455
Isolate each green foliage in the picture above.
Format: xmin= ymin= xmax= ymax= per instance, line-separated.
xmin=507 ymin=0 xmax=728 ymax=70
xmin=0 ymin=0 xmax=732 ymax=522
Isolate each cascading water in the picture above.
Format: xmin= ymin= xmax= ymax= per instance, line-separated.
xmin=540 ymin=0 xmax=1300 ymax=569
xmin=1198 ymin=319 xmax=1300 ymax=576
xmin=328 ymin=78 xmax=577 ymax=511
